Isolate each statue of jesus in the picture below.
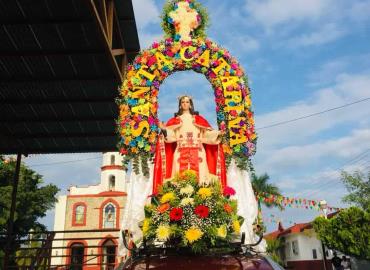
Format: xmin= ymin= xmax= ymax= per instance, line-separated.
xmin=152 ymin=95 xmax=227 ymax=193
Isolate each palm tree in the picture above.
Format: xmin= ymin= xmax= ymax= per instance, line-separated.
xmin=252 ymin=173 xmax=282 ymax=208
xmin=252 ymin=173 xmax=283 ymax=225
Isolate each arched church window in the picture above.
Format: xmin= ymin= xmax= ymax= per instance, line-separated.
xmin=110 ymin=155 xmax=115 ymax=165
xmin=73 ymin=204 xmax=86 ymax=226
xmin=103 ymin=203 xmax=116 ymax=228
xmin=108 ymin=175 xmax=115 ymax=191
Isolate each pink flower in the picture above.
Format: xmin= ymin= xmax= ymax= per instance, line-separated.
xmin=223 ymin=186 xmax=236 ymax=197
xmin=147 ymin=56 xmax=157 ymax=66
xmin=231 ymin=63 xmax=238 ymax=70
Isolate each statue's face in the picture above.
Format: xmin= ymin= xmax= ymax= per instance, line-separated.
xmin=180 ymin=97 xmax=191 ymax=111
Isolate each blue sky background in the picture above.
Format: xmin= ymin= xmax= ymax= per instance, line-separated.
xmin=24 ymin=0 xmax=370 ymax=232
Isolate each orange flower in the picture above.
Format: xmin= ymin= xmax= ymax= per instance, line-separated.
xmin=148 ymin=133 xmax=156 ymax=143
xmin=224 ymin=203 xmax=233 ymax=214
xmin=222 ymin=144 xmax=232 ymax=154
xmin=157 ymin=203 xmax=170 ymax=214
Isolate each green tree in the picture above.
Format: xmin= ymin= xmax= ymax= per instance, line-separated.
xmin=252 ymin=173 xmax=283 ymax=209
xmin=266 ymin=238 xmax=283 ymax=265
xmin=0 ymin=156 xmax=59 ymax=266
xmin=251 ymin=173 xmax=283 ymax=232
xmin=313 ymin=207 xmax=370 ymax=259
xmin=341 ymin=170 xmax=370 ymax=210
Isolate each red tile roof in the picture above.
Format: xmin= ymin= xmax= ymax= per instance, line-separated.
xmin=264 ymin=211 xmax=339 ymax=239
xmin=265 ymin=222 xmax=312 ymax=239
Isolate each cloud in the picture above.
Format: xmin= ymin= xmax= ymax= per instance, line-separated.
xmin=138 ymin=32 xmax=163 ymax=48
xmin=132 ymin=0 xmax=160 ymax=30
xmin=245 ymin=0 xmax=333 ymax=29
xmin=349 ymin=0 xmax=370 ymax=22
xmin=243 ymin=0 xmax=369 ymax=49
xmin=223 ymin=35 xmax=260 ymax=60
xmin=287 ymin=23 xmax=346 ymax=47
xmin=259 ymin=128 xmax=370 ymax=174
xmin=157 ymin=71 xmax=217 ymax=126
xmin=307 ymin=59 xmax=348 ymax=87
xmin=255 ymin=72 xmax=370 ymax=149
xmin=25 ymin=153 xmax=103 ymax=191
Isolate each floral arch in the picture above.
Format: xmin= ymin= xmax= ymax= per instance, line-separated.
xmin=117 ymin=0 xmax=257 ymax=174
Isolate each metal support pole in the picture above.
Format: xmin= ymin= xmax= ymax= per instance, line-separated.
xmin=3 ymin=153 xmax=22 ymax=269
xmin=321 ymin=242 xmax=328 ymax=270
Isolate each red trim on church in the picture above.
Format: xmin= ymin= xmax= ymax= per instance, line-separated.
xmin=71 ymin=202 xmax=87 ymax=227
xmin=65 ymin=240 xmax=88 ymax=268
xmin=97 ymin=235 xmax=119 ymax=268
xmin=98 ymin=198 xmax=121 ymax=229
xmin=101 ymin=165 xmax=123 ymax=171
xmin=67 ymin=191 xmax=127 ymax=198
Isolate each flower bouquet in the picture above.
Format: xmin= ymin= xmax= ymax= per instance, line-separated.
xmin=142 ymin=170 xmax=244 ymax=253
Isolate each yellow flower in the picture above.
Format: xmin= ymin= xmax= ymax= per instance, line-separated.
xmin=160 ymin=192 xmax=176 ymax=204
xmin=197 ymin=187 xmax=212 ymax=199
xmin=233 ymin=220 xmax=241 ymax=234
xmin=217 ymin=225 xmax=227 ymax=238
xmin=185 ymin=227 xmax=203 ymax=243
xmin=182 ymin=169 xmax=197 ymax=178
xmin=142 ymin=218 xmax=150 ymax=235
xmin=156 ymin=224 xmax=171 ymax=241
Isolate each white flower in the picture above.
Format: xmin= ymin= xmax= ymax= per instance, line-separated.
xmin=180 ymin=184 xmax=194 ymax=195
xmin=180 ymin=197 xmax=194 ymax=206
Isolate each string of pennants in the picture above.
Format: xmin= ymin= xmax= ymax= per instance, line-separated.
xmin=256 ymin=192 xmax=341 ymax=212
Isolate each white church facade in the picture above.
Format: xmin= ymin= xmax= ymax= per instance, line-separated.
xmin=51 ymin=152 xmax=128 ymax=269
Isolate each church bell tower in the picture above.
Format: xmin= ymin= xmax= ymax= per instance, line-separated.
xmin=100 ymin=152 xmax=127 ymax=192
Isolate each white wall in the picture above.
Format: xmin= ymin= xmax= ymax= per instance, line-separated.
xmin=51 ymin=195 xmax=67 ymax=266
xmin=283 ymin=231 xmax=324 ymax=262
xmin=69 ymin=183 xmax=102 ymax=195
xmin=100 ymin=152 xmax=127 ymax=192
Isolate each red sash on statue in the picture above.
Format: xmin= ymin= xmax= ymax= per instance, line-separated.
xmin=152 ymin=115 xmax=227 ymax=194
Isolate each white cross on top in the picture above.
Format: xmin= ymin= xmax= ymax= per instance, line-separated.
xmin=169 ymin=1 xmax=199 ymax=42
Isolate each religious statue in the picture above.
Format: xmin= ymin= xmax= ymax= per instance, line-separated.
xmin=152 ymin=95 xmax=227 ymax=193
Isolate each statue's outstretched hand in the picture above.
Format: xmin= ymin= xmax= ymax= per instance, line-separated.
xmin=218 ymin=129 xmax=226 ymax=139
xmin=158 ymin=121 xmax=165 ymax=130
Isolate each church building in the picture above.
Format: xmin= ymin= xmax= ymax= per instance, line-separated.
xmin=51 ymin=152 xmax=128 ymax=269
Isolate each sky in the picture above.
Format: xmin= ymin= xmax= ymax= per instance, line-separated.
xmin=23 ymin=0 xmax=370 ymax=233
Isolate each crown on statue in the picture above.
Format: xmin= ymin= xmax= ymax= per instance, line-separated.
xmin=177 ymin=94 xmax=193 ymax=101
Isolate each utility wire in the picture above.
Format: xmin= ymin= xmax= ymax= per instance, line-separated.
xmin=299 ymin=149 xmax=370 ymax=199
xmin=300 ymin=150 xmax=370 ymax=198
xmin=28 ymin=156 xmax=102 ymax=167
xmin=14 ymin=97 xmax=370 ymax=167
xmin=256 ymin=97 xmax=370 ymax=130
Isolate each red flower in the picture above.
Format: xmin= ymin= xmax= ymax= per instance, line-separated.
xmin=170 ymin=207 xmax=183 ymax=221
xmin=223 ymin=186 xmax=236 ymax=197
xmin=194 ymin=205 xmax=209 ymax=218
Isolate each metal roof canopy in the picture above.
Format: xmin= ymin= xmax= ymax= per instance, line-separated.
xmin=0 ymin=0 xmax=140 ymax=154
